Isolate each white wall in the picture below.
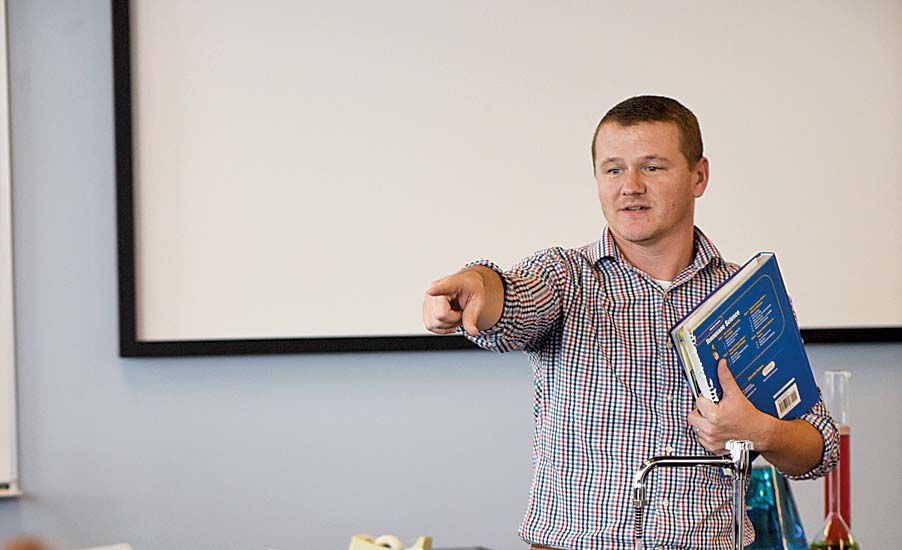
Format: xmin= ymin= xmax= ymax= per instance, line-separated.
xmin=0 ymin=2 xmax=899 ymax=549
xmin=795 ymin=347 xmax=902 ymax=545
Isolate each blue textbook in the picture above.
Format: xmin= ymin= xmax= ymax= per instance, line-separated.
xmin=670 ymin=253 xmax=818 ymax=419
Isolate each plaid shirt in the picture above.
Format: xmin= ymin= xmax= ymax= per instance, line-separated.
xmin=463 ymin=227 xmax=838 ymax=550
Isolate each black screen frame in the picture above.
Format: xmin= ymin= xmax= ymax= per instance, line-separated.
xmin=111 ymin=0 xmax=902 ymax=357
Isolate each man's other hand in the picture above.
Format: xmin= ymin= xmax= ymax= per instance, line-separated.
xmin=422 ymin=266 xmax=503 ymax=336
xmin=687 ymin=359 xmax=775 ymax=455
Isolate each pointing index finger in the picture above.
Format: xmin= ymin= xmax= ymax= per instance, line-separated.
xmin=426 ymin=279 xmax=457 ymax=298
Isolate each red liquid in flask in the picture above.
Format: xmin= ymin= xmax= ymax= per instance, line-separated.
xmin=812 ymin=425 xmax=857 ymax=549
xmin=823 ymin=427 xmax=851 ymax=526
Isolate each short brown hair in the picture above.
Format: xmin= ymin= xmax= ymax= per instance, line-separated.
xmin=591 ymin=95 xmax=703 ymax=171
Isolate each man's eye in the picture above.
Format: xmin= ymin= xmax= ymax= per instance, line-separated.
xmin=645 ymin=165 xmax=660 ymax=172
xmin=607 ymin=168 xmax=622 ymax=175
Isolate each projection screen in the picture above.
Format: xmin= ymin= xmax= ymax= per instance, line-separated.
xmin=113 ymin=0 xmax=902 ymax=355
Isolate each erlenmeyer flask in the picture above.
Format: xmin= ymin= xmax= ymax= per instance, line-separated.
xmin=746 ymin=463 xmax=807 ymax=549
xmin=810 ymin=370 xmax=858 ymax=550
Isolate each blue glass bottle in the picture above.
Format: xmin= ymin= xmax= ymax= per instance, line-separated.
xmin=746 ymin=463 xmax=807 ymax=549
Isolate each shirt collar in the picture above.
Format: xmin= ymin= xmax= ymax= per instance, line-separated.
xmin=586 ymin=226 xmax=626 ymax=265
xmin=587 ymin=226 xmax=724 ymax=271
xmin=691 ymin=226 xmax=724 ymax=271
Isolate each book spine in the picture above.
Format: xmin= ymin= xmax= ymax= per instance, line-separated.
xmin=687 ymin=333 xmax=718 ymax=403
xmin=675 ymin=332 xmax=700 ymax=398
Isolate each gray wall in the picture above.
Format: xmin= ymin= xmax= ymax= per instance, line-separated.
xmin=1 ymin=2 xmax=899 ymax=549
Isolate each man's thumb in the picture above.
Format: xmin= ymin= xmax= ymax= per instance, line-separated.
xmin=461 ymin=295 xmax=483 ymax=336
xmin=717 ymin=359 xmax=739 ymax=395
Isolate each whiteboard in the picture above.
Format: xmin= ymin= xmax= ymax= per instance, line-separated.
xmin=0 ymin=0 xmax=21 ymax=495
xmin=115 ymin=0 xmax=902 ymax=354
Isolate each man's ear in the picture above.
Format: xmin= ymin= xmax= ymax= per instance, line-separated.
xmin=692 ymin=156 xmax=710 ymax=198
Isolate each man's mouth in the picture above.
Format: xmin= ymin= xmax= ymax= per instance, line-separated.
xmin=622 ymin=206 xmax=651 ymax=211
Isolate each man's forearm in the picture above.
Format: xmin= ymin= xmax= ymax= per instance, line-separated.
xmin=757 ymin=417 xmax=824 ymax=476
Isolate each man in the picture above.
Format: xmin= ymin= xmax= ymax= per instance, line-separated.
xmin=422 ymin=96 xmax=837 ymax=549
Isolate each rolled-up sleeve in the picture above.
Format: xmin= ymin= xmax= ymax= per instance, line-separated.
xmin=784 ymin=393 xmax=840 ymax=480
xmin=459 ymin=248 xmax=570 ymax=353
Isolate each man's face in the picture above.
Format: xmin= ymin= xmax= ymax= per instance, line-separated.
xmin=594 ymin=121 xmax=708 ymax=246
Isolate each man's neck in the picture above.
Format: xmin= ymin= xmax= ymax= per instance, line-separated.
xmin=611 ymin=226 xmax=696 ymax=281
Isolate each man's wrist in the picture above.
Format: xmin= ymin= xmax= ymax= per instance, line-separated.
xmin=464 ymin=266 xmax=505 ymax=331
xmin=750 ymin=411 xmax=780 ymax=453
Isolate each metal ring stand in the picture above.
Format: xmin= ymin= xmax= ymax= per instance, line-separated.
xmin=632 ymin=440 xmax=754 ymax=550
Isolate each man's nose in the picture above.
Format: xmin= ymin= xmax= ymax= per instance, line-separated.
xmin=622 ymin=169 xmax=645 ymax=194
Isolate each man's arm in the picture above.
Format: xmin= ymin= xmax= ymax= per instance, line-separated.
xmin=422 ymin=249 xmax=569 ymax=352
xmin=687 ymin=360 xmax=838 ymax=477
xmin=753 ymin=416 xmax=824 ymax=476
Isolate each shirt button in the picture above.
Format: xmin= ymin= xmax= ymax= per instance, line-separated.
xmin=661 ymin=498 xmax=669 ymax=508
xmin=665 ymin=445 xmax=674 ymax=454
xmin=666 ymin=339 xmax=673 ymax=350
xmin=665 ymin=393 xmax=674 ymax=402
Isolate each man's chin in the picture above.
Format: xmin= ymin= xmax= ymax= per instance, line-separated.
xmin=611 ymin=226 xmax=658 ymax=245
